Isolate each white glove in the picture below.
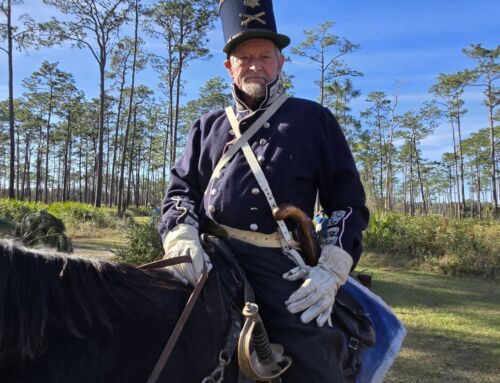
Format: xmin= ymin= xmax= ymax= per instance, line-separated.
xmin=283 ymin=245 xmax=353 ymax=327
xmin=162 ymin=224 xmax=212 ymax=286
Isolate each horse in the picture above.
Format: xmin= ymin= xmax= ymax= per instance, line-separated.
xmin=0 ymin=238 xmax=243 ymax=383
xmin=0 ymin=227 xmax=395 ymax=383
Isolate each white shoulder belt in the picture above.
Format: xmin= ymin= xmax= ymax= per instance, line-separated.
xmin=221 ymin=95 xmax=305 ymax=267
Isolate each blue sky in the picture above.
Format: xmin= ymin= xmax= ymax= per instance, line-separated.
xmin=1 ymin=0 xmax=499 ymax=160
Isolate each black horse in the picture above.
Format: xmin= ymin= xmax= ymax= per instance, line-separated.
xmin=0 ymin=239 xmax=242 ymax=383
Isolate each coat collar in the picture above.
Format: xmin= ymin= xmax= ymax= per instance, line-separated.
xmin=231 ymin=76 xmax=285 ymax=120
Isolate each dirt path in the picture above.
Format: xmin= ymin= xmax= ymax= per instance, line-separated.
xmin=71 ymin=238 xmax=117 ymax=261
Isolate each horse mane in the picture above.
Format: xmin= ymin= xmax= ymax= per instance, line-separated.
xmin=0 ymin=239 xmax=181 ymax=361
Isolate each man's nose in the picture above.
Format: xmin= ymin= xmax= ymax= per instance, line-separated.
xmin=248 ymin=59 xmax=263 ymax=71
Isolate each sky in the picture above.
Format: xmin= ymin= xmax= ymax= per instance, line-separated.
xmin=1 ymin=0 xmax=499 ymax=161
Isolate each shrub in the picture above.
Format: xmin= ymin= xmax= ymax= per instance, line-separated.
xmin=0 ymin=198 xmax=37 ymax=221
xmin=47 ymin=201 xmax=118 ymax=228
xmin=364 ymin=212 xmax=500 ymax=277
xmin=437 ymin=220 xmax=500 ymax=277
xmin=112 ymin=216 xmax=164 ymax=265
xmin=126 ymin=206 xmax=153 ymax=217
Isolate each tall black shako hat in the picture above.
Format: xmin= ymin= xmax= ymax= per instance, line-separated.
xmin=220 ymin=0 xmax=290 ymax=54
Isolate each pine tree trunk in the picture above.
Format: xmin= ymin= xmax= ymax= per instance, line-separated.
xmin=20 ymin=135 xmax=31 ymax=201
xmin=476 ymin=161 xmax=481 ymax=219
xmin=415 ymin=147 xmax=427 ymax=214
xmin=105 ymin=116 xmax=111 ymax=205
xmin=7 ymin=0 xmax=15 ymax=199
xmin=126 ymin=108 xmax=137 ymax=209
xmin=15 ymin=128 xmax=20 ymax=198
xmin=448 ymin=165 xmax=453 ymax=218
xmin=456 ymin=110 xmax=466 ymax=217
xmin=448 ymin=111 xmax=462 ymax=217
xmin=78 ymin=137 xmax=83 ymax=203
xmin=135 ymin=143 xmax=141 ymax=207
xmin=487 ymin=102 xmax=498 ymax=218
xmin=402 ymin=164 xmax=407 ymax=215
xmin=409 ymin=149 xmax=415 ymax=216
xmin=117 ymin=0 xmax=139 ymax=214
xmin=35 ymin=123 xmax=43 ymax=202
xmin=44 ymin=90 xmax=54 ymax=203
xmin=109 ymin=67 xmax=127 ymax=207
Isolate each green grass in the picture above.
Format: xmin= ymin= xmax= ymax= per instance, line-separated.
xmin=358 ymin=257 xmax=500 ymax=382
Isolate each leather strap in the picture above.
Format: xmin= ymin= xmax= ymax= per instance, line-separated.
xmin=138 ymin=256 xmax=192 ymax=270
xmin=139 ymin=257 xmax=208 ymax=383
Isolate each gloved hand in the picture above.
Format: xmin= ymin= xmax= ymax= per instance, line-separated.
xmin=283 ymin=245 xmax=353 ymax=327
xmin=162 ymin=224 xmax=212 ymax=286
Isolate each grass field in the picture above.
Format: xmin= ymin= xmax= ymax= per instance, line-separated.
xmin=358 ymin=255 xmax=500 ymax=382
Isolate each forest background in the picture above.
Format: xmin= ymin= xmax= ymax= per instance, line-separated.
xmin=0 ymin=0 xmax=499 ymax=275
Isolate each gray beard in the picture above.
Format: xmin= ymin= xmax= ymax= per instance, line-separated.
xmin=241 ymin=82 xmax=266 ymax=100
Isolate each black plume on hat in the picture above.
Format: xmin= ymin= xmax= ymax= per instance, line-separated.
xmin=220 ymin=0 xmax=290 ymax=54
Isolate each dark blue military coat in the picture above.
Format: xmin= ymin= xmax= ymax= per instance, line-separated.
xmin=159 ymin=96 xmax=368 ymax=265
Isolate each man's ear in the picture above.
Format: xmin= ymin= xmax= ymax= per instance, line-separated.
xmin=224 ymin=59 xmax=233 ymax=79
xmin=278 ymin=54 xmax=285 ymax=72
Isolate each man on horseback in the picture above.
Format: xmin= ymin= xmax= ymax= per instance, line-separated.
xmin=159 ymin=0 xmax=369 ymax=381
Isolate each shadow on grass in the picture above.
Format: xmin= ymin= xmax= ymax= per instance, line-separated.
xmin=371 ymin=270 xmax=499 ymax=307
xmin=369 ymin=271 xmax=500 ymax=382
xmin=386 ymin=326 xmax=500 ymax=382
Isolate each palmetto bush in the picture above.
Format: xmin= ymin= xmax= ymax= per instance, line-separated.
xmin=17 ymin=209 xmax=72 ymax=252
xmin=0 ymin=199 xmax=130 ymax=251
xmin=47 ymin=201 xmax=121 ymax=228
xmin=0 ymin=199 xmax=125 ymax=230
xmin=0 ymin=204 xmax=72 ymax=252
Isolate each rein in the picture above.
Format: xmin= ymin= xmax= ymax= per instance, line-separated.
xmin=138 ymin=256 xmax=208 ymax=383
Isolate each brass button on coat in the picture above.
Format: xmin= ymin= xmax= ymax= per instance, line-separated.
xmin=259 ymin=138 xmax=267 ymax=146
xmin=251 ymin=188 xmax=260 ymax=195
xmin=250 ymin=223 xmax=258 ymax=231
xmin=208 ymin=205 xmax=216 ymax=213
xmin=263 ymin=122 xmax=271 ymax=128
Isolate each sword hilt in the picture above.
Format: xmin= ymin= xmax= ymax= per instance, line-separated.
xmin=243 ymin=303 xmax=274 ymax=363
xmin=238 ymin=302 xmax=292 ymax=382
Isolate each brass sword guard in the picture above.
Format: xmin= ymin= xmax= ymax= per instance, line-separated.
xmin=237 ymin=302 xmax=292 ymax=382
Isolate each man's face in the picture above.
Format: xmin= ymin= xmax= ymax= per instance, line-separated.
xmin=224 ymin=39 xmax=285 ymax=100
